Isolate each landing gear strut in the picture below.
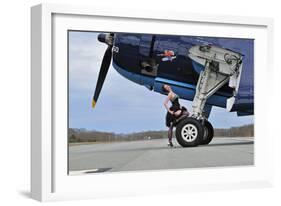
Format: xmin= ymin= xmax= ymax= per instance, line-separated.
xmin=175 ymin=45 xmax=243 ymax=147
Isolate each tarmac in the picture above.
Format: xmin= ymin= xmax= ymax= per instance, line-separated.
xmin=68 ymin=137 xmax=254 ymax=175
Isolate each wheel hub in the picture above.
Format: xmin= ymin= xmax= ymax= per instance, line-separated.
xmin=181 ymin=124 xmax=198 ymax=142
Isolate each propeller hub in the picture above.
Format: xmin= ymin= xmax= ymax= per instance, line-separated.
xmin=98 ymin=33 xmax=113 ymax=46
xmin=98 ymin=33 xmax=106 ymax=43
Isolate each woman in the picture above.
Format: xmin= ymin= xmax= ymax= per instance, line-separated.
xmin=162 ymin=84 xmax=189 ymax=147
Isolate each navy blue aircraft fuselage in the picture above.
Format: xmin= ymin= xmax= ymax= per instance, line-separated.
xmin=93 ymin=33 xmax=254 ymax=117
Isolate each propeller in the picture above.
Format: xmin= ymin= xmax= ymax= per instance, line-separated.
xmin=92 ymin=33 xmax=114 ymax=108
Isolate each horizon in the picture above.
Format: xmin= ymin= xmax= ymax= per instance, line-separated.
xmin=69 ymin=123 xmax=254 ymax=135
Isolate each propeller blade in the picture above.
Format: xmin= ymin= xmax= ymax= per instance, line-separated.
xmin=92 ymin=45 xmax=112 ymax=108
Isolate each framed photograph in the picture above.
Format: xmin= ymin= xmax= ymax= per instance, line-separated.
xmin=31 ymin=3 xmax=274 ymax=201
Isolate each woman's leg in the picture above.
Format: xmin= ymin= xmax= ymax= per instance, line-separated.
xmin=166 ymin=111 xmax=174 ymax=147
xmin=168 ymin=124 xmax=174 ymax=146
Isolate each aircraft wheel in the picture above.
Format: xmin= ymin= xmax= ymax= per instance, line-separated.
xmin=175 ymin=117 xmax=204 ymax=147
xmin=200 ymin=120 xmax=214 ymax=145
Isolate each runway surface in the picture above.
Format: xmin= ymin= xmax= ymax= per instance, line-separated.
xmin=68 ymin=137 xmax=254 ymax=175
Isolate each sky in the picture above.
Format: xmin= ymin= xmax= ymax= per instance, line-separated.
xmin=68 ymin=31 xmax=254 ymax=134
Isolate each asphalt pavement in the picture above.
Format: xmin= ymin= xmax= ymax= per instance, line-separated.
xmin=68 ymin=137 xmax=254 ymax=175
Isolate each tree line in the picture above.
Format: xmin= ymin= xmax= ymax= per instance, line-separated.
xmin=214 ymin=124 xmax=254 ymax=137
xmin=68 ymin=128 xmax=167 ymax=143
xmin=68 ymin=124 xmax=254 ymax=143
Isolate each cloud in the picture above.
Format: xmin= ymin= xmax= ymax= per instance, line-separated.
xmin=68 ymin=31 xmax=169 ymax=132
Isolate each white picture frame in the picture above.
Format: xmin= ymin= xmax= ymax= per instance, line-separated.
xmin=31 ymin=3 xmax=274 ymax=202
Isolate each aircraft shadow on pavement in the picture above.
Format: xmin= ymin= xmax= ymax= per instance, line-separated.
xmin=199 ymin=141 xmax=254 ymax=147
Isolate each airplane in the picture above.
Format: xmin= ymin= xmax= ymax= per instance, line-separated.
xmin=92 ymin=32 xmax=254 ymax=147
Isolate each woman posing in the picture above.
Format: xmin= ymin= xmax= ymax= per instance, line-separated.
xmin=162 ymin=84 xmax=189 ymax=147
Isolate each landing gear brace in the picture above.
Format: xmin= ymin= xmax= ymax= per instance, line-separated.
xmin=174 ymin=45 xmax=243 ymax=147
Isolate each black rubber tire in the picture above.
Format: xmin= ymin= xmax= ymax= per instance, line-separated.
xmin=175 ymin=117 xmax=204 ymax=147
xmin=200 ymin=120 xmax=214 ymax=145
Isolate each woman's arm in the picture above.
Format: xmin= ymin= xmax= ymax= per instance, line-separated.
xmin=164 ymin=93 xmax=173 ymax=114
